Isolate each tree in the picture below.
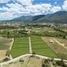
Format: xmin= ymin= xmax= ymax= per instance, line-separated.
xmin=7 ymin=31 xmax=10 ymax=38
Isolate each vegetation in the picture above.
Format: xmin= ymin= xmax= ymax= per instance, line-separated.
xmin=31 ymin=36 xmax=57 ymax=57
xmin=10 ymin=37 xmax=29 ymax=58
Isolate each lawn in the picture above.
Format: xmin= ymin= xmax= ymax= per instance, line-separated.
xmin=10 ymin=37 xmax=29 ymax=58
xmin=31 ymin=36 xmax=57 ymax=57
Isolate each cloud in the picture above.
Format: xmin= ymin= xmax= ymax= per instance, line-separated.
xmin=26 ymin=4 xmax=52 ymax=15
xmin=17 ymin=0 xmax=32 ymax=5
xmin=0 ymin=12 xmax=15 ymax=20
xmin=0 ymin=0 xmax=62 ymax=20
xmin=62 ymin=0 xmax=67 ymax=11
xmin=0 ymin=0 xmax=9 ymax=3
xmin=51 ymin=6 xmax=61 ymax=13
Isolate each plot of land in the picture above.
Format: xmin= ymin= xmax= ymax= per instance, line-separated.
xmin=0 ymin=37 xmax=13 ymax=60
xmin=10 ymin=37 xmax=29 ymax=58
xmin=0 ymin=50 xmax=7 ymax=60
xmin=56 ymin=38 xmax=67 ymax=47
xmin=0 ymin=37 xmax=12 ymax=49
xmin=31 ymin=36 xmax=56 ymax=57
xmin=42 ymin=37 xmax=67 ymax=59
xmin=61 ymin=28 xmax=67 ymax=32
xmin=32 ymin=27 xmax=56 ymax=33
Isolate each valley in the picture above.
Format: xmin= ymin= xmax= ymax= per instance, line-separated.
xmin=0 ymin=23 xmax=67 ymax=67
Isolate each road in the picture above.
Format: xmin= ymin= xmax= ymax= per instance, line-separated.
xmin=9 ymin=38 xmax=14 ymax=59
xmin=9 ymin=38 xmax=14 ymax=50
xmin=0 ymin=54 xmax=67 ymax=67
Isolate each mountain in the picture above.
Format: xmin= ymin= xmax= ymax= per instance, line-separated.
xmin=0 ymin=11 xmax=67 ymax=24
xmin=11 ymin=16 xmax=32 ymax=22
xmin=10 ymin=15 xmax=45 ymax=22
xmin=35 ymin=11 xmax=67 ymax=24
xmin=32 ymin=15 xmax=45 ymax=21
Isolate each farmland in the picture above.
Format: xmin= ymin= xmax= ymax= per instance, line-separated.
xmin=0 ymin=23 xmax=67 ymax=61
xmin=31 ymin=36 xmax=57 ymax=57
xmin=42 ymin=37 xmax=67 ymax=59
xmin=0 ymin=37 xmax=13 ymax=60
xmin=10 ymin=37 xmax=29 ymax=58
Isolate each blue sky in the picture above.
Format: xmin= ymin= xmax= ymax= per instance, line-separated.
xmin=0 ymin=0 xmax=67 ymax=20
xmin=33 ymin=0 xmax=64 ymax=6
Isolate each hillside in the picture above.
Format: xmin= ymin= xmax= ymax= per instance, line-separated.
xmin=0 ymin=11 xmax=67 ymax=24
xmin=35 ymin=11 xmax=67 ymax=23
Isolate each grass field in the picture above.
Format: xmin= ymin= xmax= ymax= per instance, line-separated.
xmin=31 ymin=36 xmax=57 ymax=57
xmin=11 ymin=37 xmax=29 ymax=58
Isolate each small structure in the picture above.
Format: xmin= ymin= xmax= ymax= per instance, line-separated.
xmin=49 ymin=39 xmax=54 ymax=44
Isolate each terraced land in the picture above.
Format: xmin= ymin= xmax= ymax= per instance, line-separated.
xmin=10 ymin=37 xmax=29 ymax=58
xmin=31 ymin=36 xmax=57 ymax=57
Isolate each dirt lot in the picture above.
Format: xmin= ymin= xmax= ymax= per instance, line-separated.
xmin=0 ymin=50 xmax=7 ymax=60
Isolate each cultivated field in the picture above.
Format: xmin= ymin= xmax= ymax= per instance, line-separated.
xmin=61 ymin=28 xmax=67 ymax=32
xmin=32 ymin=27 xmax=56 ymax=33
xmin=42 ymin=37 xmax=67 ymax=59
xmin=56 ymin=38 xmax=67 ymax=47
xmin=0 ymin=37 xmax=13 ymax=60
xmin=10 ymin=37 xmax=29 ymax=58
xmin=31 ymin=36 xmax=57 ymax=57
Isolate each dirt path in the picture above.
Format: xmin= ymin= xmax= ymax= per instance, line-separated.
xmin=53 ymin=38 xmax=67 ymax=49
xmin=0 ymin=37 xmax=14 ymax=61
xmin=9 ymin=38 xmax=14 ymax=50
xmin=9 ymin=38 xmax=14 ymax=60
xmin=0 ymin=54 xmax=67 ymax=67
xmin=29 ymin=37 xmax=32 ymax=54
xmin=22 ymin=57 xmax=42 ymax=67
xmin=0 ymin=50 xmax=7 ymax=61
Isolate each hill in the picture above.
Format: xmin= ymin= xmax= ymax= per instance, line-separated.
xmin=0 ymin=11 xmax=67 ymax=24
xmin=35 ymin=11 xmax=67 ymax=24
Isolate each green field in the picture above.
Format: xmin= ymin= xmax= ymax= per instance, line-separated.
xmin=11 ymin=37 xmax=29 ymax=58
xmin=31 ymin=36 xmax=57 ymax=57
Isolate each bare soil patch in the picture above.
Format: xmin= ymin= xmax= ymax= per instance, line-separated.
xmin=0 ymin=50 xmax=7 ymax=60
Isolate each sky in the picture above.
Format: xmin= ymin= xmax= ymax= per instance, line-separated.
xmin=0 ymin=0 xmax=67 ymax=20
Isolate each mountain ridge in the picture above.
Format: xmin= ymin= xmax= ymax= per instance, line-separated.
xmin=0 ymin=11 xmax=67 ymax=24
